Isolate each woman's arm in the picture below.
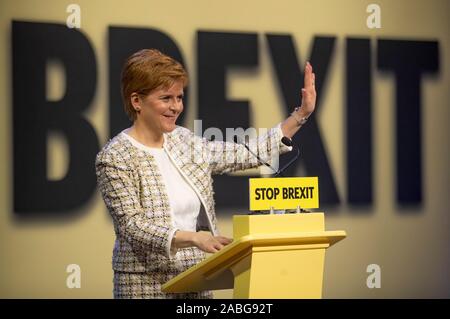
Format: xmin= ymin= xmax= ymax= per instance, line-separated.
xmin=199 ymin=62 xmax=316 ymax=175
xmin=200 ymin=124 xmax=289 ymax=175
xmin=97 ymin=150 xmax=232 ymax=256
xmin=96 ymin=152 xmax=178 ymax=258
xmin=171 ymin=230 xmax=232 ymax=254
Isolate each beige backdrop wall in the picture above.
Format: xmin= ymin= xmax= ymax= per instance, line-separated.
xmin=0 ymin=0 xmax=449 ymax=298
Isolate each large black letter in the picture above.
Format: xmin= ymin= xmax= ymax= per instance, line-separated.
xmin=109 ymin=27 xmax=187 ymax=137
xmin=12 ymin=21 xmax=98 ymax=214
xmin=197 ymin=31 xmax=258 ymax=133
xmin=197 ymin=31 xmax=258 ymax=208
xmin=377 ymin=39 xmax=439 ymax=204
xmin=266 ymin=35 xmax=339 ymax=205
xmin=346 ymin=38 xmax=372 ymax=205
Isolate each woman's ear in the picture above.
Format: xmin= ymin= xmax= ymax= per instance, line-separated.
xmin=130 ymin=93 xmax=141 ymax=112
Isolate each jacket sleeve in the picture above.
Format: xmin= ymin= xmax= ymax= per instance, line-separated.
xmin=95 ymin=151 xmax=177 ymax=258
xmin=197 ymin=123 xmax=292 ymax=175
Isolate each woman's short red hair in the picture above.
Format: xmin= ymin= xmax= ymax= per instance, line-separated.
xmin=121 ymin=49 xmax=188 ymax=121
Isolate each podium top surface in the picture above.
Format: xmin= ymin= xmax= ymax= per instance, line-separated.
xmin=162 ymin=229 xmax=346 ymax=293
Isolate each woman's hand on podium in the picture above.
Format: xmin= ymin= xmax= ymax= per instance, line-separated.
xmin=172 ymin=230 xmax=233 ymax=253
xmin=193 ymin=232 xmax=233 ymax=253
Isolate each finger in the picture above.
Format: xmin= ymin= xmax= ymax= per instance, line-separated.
xmin=217 ymin=236 xmax=233 ymax=245
xmin=301 ymin=88 xmax=307 ymax=101
xmin=311 ymin=75 xmax=317 ymax=96
xmin=216 ymin=236 xmax=226 ymax=244
xmin=209 ymin=247 xmax=219 ymax=253
xmin=206 ymin=243 xmax=219 ymax=253
xmin=221 ymin=240 xmax=232 ymax=245
xmin=214 ymin=243 xmax=224 ymax=251
xmin=304 ymin=62 xmax=313 ymax=88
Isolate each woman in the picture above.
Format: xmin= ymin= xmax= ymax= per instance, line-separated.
xmin=95 ymin=49 xmax=316 ymax=298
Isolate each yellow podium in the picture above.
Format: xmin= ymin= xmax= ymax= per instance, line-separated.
xmin=162 ymin=213 xmax=346 ymax=298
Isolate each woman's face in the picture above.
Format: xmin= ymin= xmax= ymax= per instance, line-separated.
xmin=134 ymin=80 xmax=184 ymax=134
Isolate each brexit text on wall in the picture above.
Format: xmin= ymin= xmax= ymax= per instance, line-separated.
xmin=11 ymin=21 xmax=439 ymax=215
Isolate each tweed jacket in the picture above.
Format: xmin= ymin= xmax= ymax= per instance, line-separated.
xmin=95 ymin=124 xmax=291 ymax=279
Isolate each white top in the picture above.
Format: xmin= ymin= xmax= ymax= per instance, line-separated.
xmin=121 ymin=130 xmax=201 ymax=233
xmin=121 ymin=130 xmax=201 ymax=258
xmin=149 ymin=148 xmax=201 ymax=231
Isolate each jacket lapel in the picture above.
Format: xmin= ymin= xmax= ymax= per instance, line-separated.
xmin=163 ymin=129 xmax=217 ymax=235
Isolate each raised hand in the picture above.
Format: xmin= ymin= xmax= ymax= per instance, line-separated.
xmin=299 ymin=61 xmax=317 ymax=116
xmin=280 ymin=61 xmax=317 ymax=137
